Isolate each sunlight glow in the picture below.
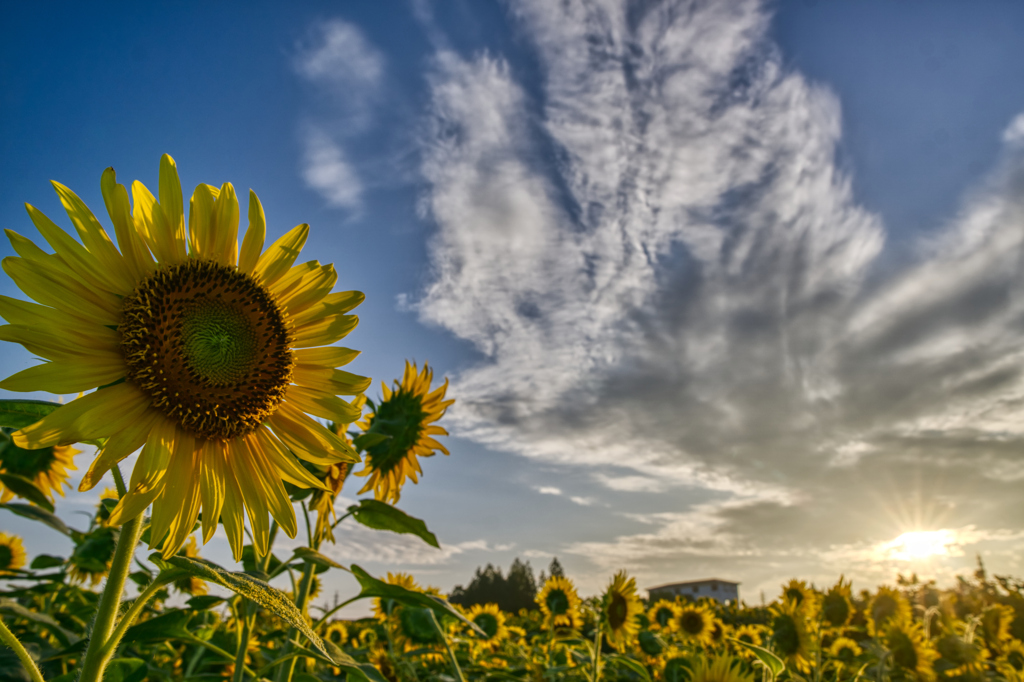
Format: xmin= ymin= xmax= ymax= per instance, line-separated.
xmin=878 ymin=530 xmax=959 ymax=561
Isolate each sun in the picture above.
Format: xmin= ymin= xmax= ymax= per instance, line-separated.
xmin=883 ymin=530 xmax=957 ymax=561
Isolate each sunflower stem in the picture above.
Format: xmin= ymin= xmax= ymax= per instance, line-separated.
xmin=111 ymin=463 xmax=127 ymax=497
xmin=591 ymin=622 xmax=603 ymax=682
xmin=0 ymin=615 xmax=44 ymax=682
xmin=98 ymin=571 xmax=176 ymax=662
xmin=77 ymin=508 xmax=144 ymax=682
xmin=429 ymin=608 xmax=466 ymax=682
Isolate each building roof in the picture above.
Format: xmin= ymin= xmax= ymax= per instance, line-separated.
xmin=647 ymin=578 xmax=740 ymax=591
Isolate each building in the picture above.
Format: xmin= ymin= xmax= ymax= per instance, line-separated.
xmin=647 ymin=579 xmax=739 ymax=604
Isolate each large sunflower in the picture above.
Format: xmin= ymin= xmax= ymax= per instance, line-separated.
xmin=1 ymin=156 xmax=365 ymax=558
xmin=0 ymin=428 xmax=78 ymax=503
xmin=537 ymin=575 xmax=582 ymax=629
xmin=0 ymin=532 xmax=26 ymax=575
xmin=884 ymin=614 xmax=938 ymax=682
xmin=687 ymin=655 xmax=756 ymax=682
xmin=677 ymin=603 xmax=716 ymax=647
xmin=467 ymin=603 xmax=510 ymax=648
xmin=822 ymin=576 xmax=855 ymax=628
xmin=602 ymin=570 xmax=644 ymax=650
xmin=354 ymin=361 xmax=453 ymax=504
xmin=770 ymin=601 xmax=816 ymax=673
xmin=867 ymin=586 xmax=913 ymax=637
xmin=649 ymin=599 xmax=682 ymax=632
xmin=782 ymin=579 xmax=820 ymax=618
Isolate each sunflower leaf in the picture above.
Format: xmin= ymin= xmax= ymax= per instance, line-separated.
xmin=348 ymin=499 xmax=440 ymax=549
xmin=352 ymin=432 xmax=389 ymax=451
xmin=122 ymin=609 xmax=192 ymax=642
xmin=606 ymin=655 xmax=654 ymax=682
xmin=0 ymin=502 xmax=72 ymax=535
xmin=349 ymin=564 xmax=486 ymax=637
xmin=293 ymin=546 xmax=345 ymax=570
xmin=0 ymin=399 xmax=61 ymax=429
xmin=0 ymin=473 xmax=54 ymax=512
xmin=156 ymin=553 xmax=335 ymax=663
xmin=289 ymin=641 xmax=388 ymax=682
xmin=730 ymin=638 xmax=786 ymax=678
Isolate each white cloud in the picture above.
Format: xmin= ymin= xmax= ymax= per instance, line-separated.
xmin=536 ymin=486 xmax=562 ymax=495
xmin=570 ymin=496 xmax=595 ymax=506
xmin=293 ymin=19 xmax=384 ymax=98
xmin=412 ymin=0 xmax=1024 ymax=589
xmin=301 ymin=127 xmax=363 ymax=211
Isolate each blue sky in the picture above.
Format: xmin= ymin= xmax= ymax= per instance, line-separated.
xmin=3 ymin=0 xmax=1024 ymax=613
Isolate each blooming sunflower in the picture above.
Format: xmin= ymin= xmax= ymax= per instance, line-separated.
xmin=782 ymin=579 xmax=820 ymax=618
xmin=867 ymin=586 xmax=912 ymax=637
xmin=649 ymin=599 xmax=682 ymax=632
xmin=822 ymin=577 xmax=855 ymax=628
xmin=0 ymin=428 xmax=78 ymax=503
xmin=1 ymin=156 xmax=365 ymax=559
xmin=677 ymin=603 xmax=716 ymax=647
xmin=173 ymin=536 xmax=207 ymax=596
xmin=770 ymin=601 xmax=816 ymax=673
xmin=0 ymin=532 xmax=26 ymax=575
xmin=687 ymin=655 xmax=756 ymax=682
xmin=467 ymin=603 xmax=510 ymax=648
xmin=828 ymin=636 xmax=863 ymax=666
xmin=537 ymin=575 xmax=582 ymax=629
xmin=354 ymin=361 xmax=453 ymax=504
xmin=67 ymin=525 xmax=116 ymax=586
xmin=981 ymin=604 xmax=1016 ymax=654
xmin=373 ymin=572 xmax=421 ymax=619
xmin=884 ymin=614 xmax=938 ymax=682
xmin=602 ymin=570 xmax=644 ymax=650
xmin=325 ymin=621 xmax=349 ymax=648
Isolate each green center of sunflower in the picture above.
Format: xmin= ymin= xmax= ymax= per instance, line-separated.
xmin=772 ymin=614 xmax=800 ymax=656
xmin=546 ymin=588 xmax=570 ymax=616
xmin=786 ymin=587 xmax=805 ymax=605
xmin=0 ymin=546 xmax=12 ymax=571
xmin=822 ymin=593 xmax=850 ymax=627
xmin=679 ymin=610 xmax=706 ymax=635
xmin=655 ymin=607 xmax=673 ymax=628
xmin=474 ymin=613 xmax=499 ymax=640
xmin=872 ymin=596 xmax=898 ymax=629
xmin=608 ymin=592 xmax=628 ymax=630
xmin=0 ymin=431 xmax=58 ymax=479
xmin=365 ymin=389 xmax=427 ymax=473
xmin=120 ymin=260 xmax=293 ymax=441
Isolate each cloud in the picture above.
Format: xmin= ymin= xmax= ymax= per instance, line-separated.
xmin=412 ymin=0 xmax=1024 ymax=591
xmin=536 ymin=486 xmax=562 ymax=495
xmin=294 ymin=19 xmax=386 ymax=210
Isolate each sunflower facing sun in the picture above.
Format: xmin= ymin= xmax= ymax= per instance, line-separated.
xmin=0 ymin=155 xmax=366 ymax=559
xmin=355 ymin=361 xmax=453 ymax=504
xmin=0 ymin=428 xmax=78 ymax=504
xmin=602 ymin=571 xmax=644 ymax=650
xmin=538 ymin=575 xmax=583 ymax=629
xmin=0 ymin=532 xmax=26 ymax=575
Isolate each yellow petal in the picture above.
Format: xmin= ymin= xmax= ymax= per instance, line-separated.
xmin=294 ymin=346 xmax=360 ymax=369
xmin=231 ymin=445 xmax=271 ymax=556
xmin=292 ymin=314 xmax=358 ymax=348
xmin=285 ymin=385 xmax=362 ymax=425
xmin=289 ymin=290 xmax=364 ymax=327
xmin=271 ymin=262 xmax=336 ymax=314
xmin=100 ymin=168 xmax=154 ymax=280
xmin=237 ymin=190 xmax=266 ymax=276
xmin=159 ymin=155 xmax=186 ymax=256
xmin=244 ymin=437 xmax=297 ymax=539
xmin=293 ymin=366 xmax=371 ymax=396
xmin=133 ymin=180 xmax=185 ymax=265
xmin=80 ymin=410 xmax=161 ymax=491
xmin=253 ymin=427 xmax=330 ymax=491
xmin=198 ymin=440 xmax=227 ymax=543
xmin=13 ymin=382 xmax=150 ymax=448
xmin=151 ymin=430 xmax=200 ymax=557
xmin=0 ymin=323 xmax=119 ymax=360
xmin=108 ymin=419 xmax=178 ymax=526
xmin=3 ymin=256 xmax=120 ymax=326
xmin=221 ymin=463 xmax=246 ymax=561
xmin=22 ymin=206 xmax=121 ymax=295
xmin=51 ymin=181 xmax=135 ymax=292
xmin=267 ymin=401 xmax=360 ymax=465
xmin=0 ymin=295 xmax=112 ymax=340
xmin=211 ymin=182 xmax=239 ymax=266
xmin=253 ymin=223 xmax=309 ymax=286
xmin=187 ymin=183 xmax=217 ymax=259
xmin=0 ymin=357 xmax=125 ymax=393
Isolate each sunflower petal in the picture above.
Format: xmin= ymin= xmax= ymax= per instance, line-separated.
xmin=293 ymin=366 xmax=371 ymax=396
xmin=245 ymin=437 xmax=297 ymax=539
xmin=212 ymin=182 xmax=239 ymax=266
xmin=286 ymin=385 xmax=363 ymax=423
xmin=22 ymin=206 xmax=119 ymax=294
xmin=294 ymin=346 xmax=360 ymax=369
xmin=50 ymin=182 xmax=135 ymax=292
xmin=237 ymin=190 xmax=266 ymax=276
xmin=100 ymin=168 xmax=154 ymax=279
xmin=108 ymin=419 xmax=178 ymax=526
xmin=231 ymin=446 xmax=271 ymax=556
xmin=80 ymin=410 xmax=161 ymax=491
xmin=220 ymin=460 xmax=246 ymax=560
xmin=188 ymin=183 xmax=217 ymax=258
xmin=267 ymin=401 xmax=360 ymax=465
xmin=292 ymin=314 xmax=359 ymax=348
xmin=253 ymin=427 xmax=330 ymax=491
xmin=0 ymin=357 xmax=125 ymax=393
xmin=289 ymin=290 xmax=364 ymax=327
xmin=198 ymin=441 xmax=227 ymax=543
xmin=133 ymin=180 xmax=185 ymax=264
xmin=253 ymin=223 xmax=308 ymax=286
xmin=159 ymin=155 xmax=186 ymax=255
xmin=13 ymin=382 xmax=150 ymax=448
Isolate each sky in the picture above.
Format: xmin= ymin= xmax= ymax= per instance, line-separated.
xmin=3 ymin=0 xmax=1024 ymax=615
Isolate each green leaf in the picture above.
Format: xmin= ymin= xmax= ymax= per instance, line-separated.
xmin=293 ymin=546 xmax=345 ymax=570
xmin=157 ymin=553 xmax=336 ymax=663
xmin=103 ymin=658 xmax=148 ymax=682
xmin=730 ymin=638 xmax=786 ymax=679
xmin=353 ymin=432 xmax=389 ymax=451
xmin=241 ymin=543 xmax=283 ymax=576
xmin=607 ymin=655 xmax=654 ymax=682
xmin=0 ymin=473 xmax=54 ymax=512
xmin=293 ymin=640 xmax=388 ymax=682
xmin=349 ymin=564 xmax=485 ymax=637
xmin=348 ymin=499 xmax=440 ymax=549
xmin=122 ymin=609 xmax=192 ymax=642
xmin=0 ymin=399 xmax=61 ymax=429
xmin=0 ymin=502 xmax=72 ymax=536
xmin=0 ymin=598 xmax=78 ymax=647
xmin=29 ymin=554 xmax=65 ymax=569
xmin=186 ymin=595 xmax=225 ymax=611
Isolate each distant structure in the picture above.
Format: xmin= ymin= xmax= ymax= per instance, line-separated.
xmin=647 ymin=579 xmax=739 ymax=604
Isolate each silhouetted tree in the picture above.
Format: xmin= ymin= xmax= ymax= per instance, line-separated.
xmin=450 ymin=558 xmax=538 ymax=612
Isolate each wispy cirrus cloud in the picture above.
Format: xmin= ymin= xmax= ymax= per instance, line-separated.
xmin=412 ymin=0 xmax=1024 ymax=593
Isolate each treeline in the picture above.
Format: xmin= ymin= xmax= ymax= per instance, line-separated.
xmin=449 ymin=557 xmax=565 ymax=613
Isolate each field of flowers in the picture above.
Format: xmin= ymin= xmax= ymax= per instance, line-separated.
xmin=1 ymin=156 xmax=1023 ymax=681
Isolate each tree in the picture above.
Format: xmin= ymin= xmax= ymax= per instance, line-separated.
xmin=449 ymin=558 xmax=538 ymax=612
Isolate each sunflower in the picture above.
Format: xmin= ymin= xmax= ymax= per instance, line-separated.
xmin=770 ymin=601 xmax=816 ymax=673
xmin=782 ymin=579 xmax=820 ymax=618
xmin=649 ymin=599 xmax=682 ymax=632
xmin=733 ymin=624 xmax=764 ymax=648
xmin=822 ymin=577 xmax=854 ymax=628
xmin=537 ymin=575 xmax=582 ymax=629
xmin=677 ymin=603 xmax=716 ymax=647
xmin=998 ymin=638 xmax=1024 ymax=675
xmin=467 ymin=603 xmax=510 ymax=648
xmin=981 ymin=604 xmax=1015 ymax=654
xmin=0 ymin=428 xmax=78 ymax=503
xmin=884 ymin=614 xmax=938 ymax=682
xmin=829 ymin=636 xmax=863 ymax=665
xmin=601 ymin=570 xmax=644 ymax=650
xmin=867 ymin=586 xmax=912 ymax=637
xmin=354 ymin=361 xmax=453 ymax=504
xmin=1 ymin=156 xmax=366 ymax=559
xmin=172 ymin=536 xmax=207 ymax=596
xmin=325 ymin=621 xmax=349 ymax=648
xmin=0 ymin=532 xmax=26 ymax=575
xmin=935 ymin=628 xmax=989 ymax=678
xmin=687 ymin=655 xmax=756 ymax=682
xmin=67 ymin=525 xmax=116 ymax=586
xmin=373 ymin=572 xmax=421 ymax=619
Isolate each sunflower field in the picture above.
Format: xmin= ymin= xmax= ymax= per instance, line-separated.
xmin=2 ymin=157 xmax=1024 ymax=682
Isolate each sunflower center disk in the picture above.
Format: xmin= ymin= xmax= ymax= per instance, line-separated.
xmin=0 ymin=546 xmax=12 ymax=570
xmin=120 ymin=260 xmax=294 ymax=441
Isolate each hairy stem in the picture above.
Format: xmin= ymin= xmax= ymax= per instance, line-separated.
xmin=0 ymin=616 xmax=44 ymax=682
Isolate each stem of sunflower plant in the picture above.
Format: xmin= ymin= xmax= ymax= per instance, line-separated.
xmin=591 ymin=617 xmax=603 ymax=682
xmin=0 ymin=615 xmax=44 ymax=682
xmin=77 ymin=466 xmax=144 ymax=682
